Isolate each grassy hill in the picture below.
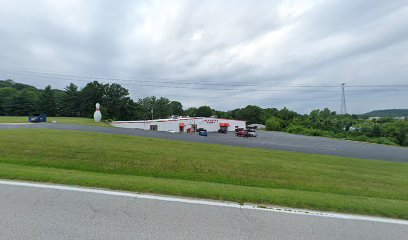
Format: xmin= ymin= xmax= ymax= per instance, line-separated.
xmin=363 ymin=109 xmax=408 ymax=117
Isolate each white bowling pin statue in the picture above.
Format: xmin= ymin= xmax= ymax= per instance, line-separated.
xmin=94 ymin=103 xmax=102 ymax=122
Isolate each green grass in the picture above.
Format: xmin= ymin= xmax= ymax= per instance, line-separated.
xmin=0 ymin=116 xmax=28 ymax=123
xmin=0 ymin=116 xmax=111 ymax=127
xmin=0 ymin=129 xmax=407 ymax=219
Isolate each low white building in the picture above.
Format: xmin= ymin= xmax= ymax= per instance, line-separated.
xmin=111 ymin=117 xmax=246 ymax=132
xmin=247 ymin=123 xmax=266 ymax=129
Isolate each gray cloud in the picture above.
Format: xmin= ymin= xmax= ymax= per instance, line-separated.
xmin=0 ymin=0 xmax=407 ymax=113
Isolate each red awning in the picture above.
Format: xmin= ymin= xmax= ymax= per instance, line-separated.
xmin=220 ymin=123 xmax=230 ymax=127
xmin=179 ymin=123 xmax=185 ymax=127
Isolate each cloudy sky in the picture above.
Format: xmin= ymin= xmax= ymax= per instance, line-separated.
xmin=0 ymin=0 xmax=407 ymax=113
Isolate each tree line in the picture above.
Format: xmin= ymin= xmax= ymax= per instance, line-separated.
xmin=0 ymin=79 xmax=407 ymax=146
xmin=0 ymin=79 xmax=299 ymax=122
xmin=0 ymin=79 xmax=183 ymax=120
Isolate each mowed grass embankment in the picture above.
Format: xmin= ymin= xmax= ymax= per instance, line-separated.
xmin=0 ymin=116 xmax=111 ymax=127
xmin=0 ymin=129 xmax=407 ymax=219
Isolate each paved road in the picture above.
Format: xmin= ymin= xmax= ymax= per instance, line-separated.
xmin=0 ymin=182 xmax=406 ymax=240
xmin=1 ymin=123 xmax=407 ymax=162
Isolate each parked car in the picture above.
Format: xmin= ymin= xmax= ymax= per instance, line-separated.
xmin=246 ymin=129 xmax=257 ymax=137
xmin=236 ymin=128 xmax=248 ymax=137
xmin=198 ymin=128 xmax=208 ymax=136
xmin=28 ymin=113 xmax=47 ymax=123
xmin=197 ymin=128 xmax=206 ymax=132
xmin=218 ymin=128 xmax=227 ymax=133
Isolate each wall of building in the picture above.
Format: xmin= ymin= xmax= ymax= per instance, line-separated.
xmin=111 ymin=117 xmax=246 ymax=132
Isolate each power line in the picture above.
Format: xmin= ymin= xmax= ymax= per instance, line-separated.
xmin=1 ymin=67 xmax=408 ymax=89
xmin=163 ymin=95 xmax=342 ymax=102
xmin=0 ymin=68 xmax=338 ymax=87
xmin=2 ymin=69 xmax=408 ymax=95
xmin=0 ymin=70 xmax=340 ymax=92
xmin=0 ymin=68 xmax=345 ymax=102
xmin=2 ymin=68 xmax=404 ymax=107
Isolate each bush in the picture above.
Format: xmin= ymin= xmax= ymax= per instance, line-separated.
xmin=351 ymin=135 xmax=370 ymax=142
xmin=266 ymin=117 xmax=282 ymax=131
xmin=285 ymin=124 xmax=307 ymax=134
xmin=334 ymin=132 xmax=347 ymax=138
xmin=369 ymin=137 xmax=398 ymax=146
xmin=369 ymin=124 xmax=381 ymax=137
xmin=307 ymin=129 xmax=326 ymax=136
xmin=285 ymin=124 xmax=332 ymax=137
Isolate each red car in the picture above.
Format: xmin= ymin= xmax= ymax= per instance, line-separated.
xmin=235 ymin=128 xmax=248 ymax=137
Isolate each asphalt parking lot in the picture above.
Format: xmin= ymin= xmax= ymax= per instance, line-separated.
xmin=1 ymin=123 xmax=407 ymax=162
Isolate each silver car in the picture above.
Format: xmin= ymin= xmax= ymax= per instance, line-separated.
xmin=246 ymin=129 xmax=257 ymax=137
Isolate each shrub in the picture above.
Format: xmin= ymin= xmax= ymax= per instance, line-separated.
xmin=351 ymin=135 xmax=370 ymax=142
xmin=307 ymin=129 xmax=325 ymax=136
xmin=285 ymin=124 xmax=307 ymax=134
xmin=370 ymin=137 xmax=398 ymax=146
xmin=102 ymin=119 xmax=113 ymax=123
xmin=266 ymin=117 xmax=282 ymax=131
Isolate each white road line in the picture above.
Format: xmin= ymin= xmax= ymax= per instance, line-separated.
xmin=0 ymin=179 xmax=407 ymax=225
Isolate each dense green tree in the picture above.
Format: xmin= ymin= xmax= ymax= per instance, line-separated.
xmin=370 ymin=125 xmax=381 ymax=137
xmin=261 ymin=108 xmax=279 ymax=124
xmin=266 ymin=117 xmax=282 ymax=131
xmin=53 ymin=89 xmax=66 ymax=116
xmin=136 ymin=96 xmax=171 ymax=119
xmin=0 ymin=79 xmax=13 ymax=88
xmin=277 ymin=107 xmax=299 ymax=122
xmin=11 ymin=89 xmax=39 ymax=115
xmin=196 ymin=105 xmax=213 ymax=117
xmin=185 ymin=107 xmax=197 ymax=117
xmin=243 ymin=105 xmax=264 ymax=124
xmin=169 ymin=101 xmax=184 ymax=116
xmin=80 ymin=81 xmax=106 ymax=117
xmin=304 ymin=108 xmax=348 ymax=132
xmin=230 ymin=105 xmax=264 ymax=124
xmin=382 ymin=120 xmax=408 ymax=146
xmin=0 ymin=87 xmax=17 ymax=115
xmin=39 ymin=85 xmax=57 ymax=116
xmin=396 ymin=130 xmax=407 ymax=146
xmin=103 ymin=83 xmax=134 ymax=120
xmin=137 ymin=96 xmax=155 ymax=119
xmin=61 ymin=83 xmax=80 ymax=117
xmin=154 ymin=97 xmax=171 ymax=119
xmin=212 ymin=110 xmax=230 ymax=119
xmin=377 ymin=117 xmax=394 ymax=124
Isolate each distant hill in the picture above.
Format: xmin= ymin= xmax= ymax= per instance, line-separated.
xmin=363 ymin=109 xmax=408 ymax=117
xmin=0 ymin=79 xmax=37 ymax=91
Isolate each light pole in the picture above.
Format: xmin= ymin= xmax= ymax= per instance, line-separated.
xmin=341 ymin=83 xmax=347 ymax=115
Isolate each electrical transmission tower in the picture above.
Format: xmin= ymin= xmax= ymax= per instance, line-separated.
xmin=340 ymin=83 xmax=347 ymax=115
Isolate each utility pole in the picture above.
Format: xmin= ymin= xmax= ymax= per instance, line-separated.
xmin=341 ymin=83 xmax=347 ymax=115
